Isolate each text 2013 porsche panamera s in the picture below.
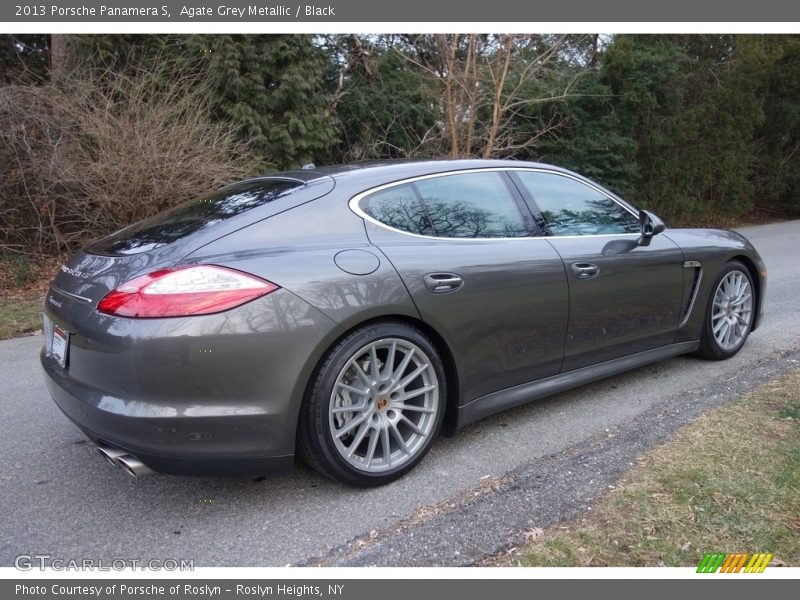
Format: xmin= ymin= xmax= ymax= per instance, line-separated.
xmin=41 ymin=160 xmax=766 ymax=486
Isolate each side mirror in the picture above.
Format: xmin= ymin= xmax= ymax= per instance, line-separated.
xmin=637 ymin=210 xmax=666 ymax=246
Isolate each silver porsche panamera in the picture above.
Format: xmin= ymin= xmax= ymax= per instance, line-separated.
xmin=41 ymin=160 xmax=766 ymax=486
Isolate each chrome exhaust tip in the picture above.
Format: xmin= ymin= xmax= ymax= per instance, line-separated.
xmin=96 ymin=445 xmax=127 ymax=467
xmin=115 ymin=454 xmax=154 ymax=477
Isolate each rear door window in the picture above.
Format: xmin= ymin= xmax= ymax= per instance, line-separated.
xmin=360 ymin=171 xmax=529 ymax=238
xmin=414 ymin=172 xmax=528 ymax=238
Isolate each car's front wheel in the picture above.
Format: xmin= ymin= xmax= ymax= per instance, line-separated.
xmin=696 ymin=260 xmax=755 ymax=360
xmin=298 ymin=321 xmax=446 ymax=486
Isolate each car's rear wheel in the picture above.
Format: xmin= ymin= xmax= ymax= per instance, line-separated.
xmin=298 ymin=321 xmax=446 ymax=486
xmin=696 ymin=260 xmax=755 ymax=360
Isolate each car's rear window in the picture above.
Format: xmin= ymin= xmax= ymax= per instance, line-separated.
xmin=90 ymin=179 xmax=302 ymax=255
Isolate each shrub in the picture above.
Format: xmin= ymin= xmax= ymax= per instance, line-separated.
xmin=0 ymin=61 xmax=262 ymax=256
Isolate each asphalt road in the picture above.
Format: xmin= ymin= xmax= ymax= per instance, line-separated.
xmin=1 ymin=220 xmax=799 ymax=567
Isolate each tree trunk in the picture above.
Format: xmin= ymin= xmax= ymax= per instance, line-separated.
xmin=49 ymin=34 xmax=70 ymax=77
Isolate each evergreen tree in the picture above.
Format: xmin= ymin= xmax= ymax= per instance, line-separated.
xmin=328 ymin=37 xmax=439 ymax=161
xmin=66 ymin=34 xmax=340 ymax=170
xmin=533 ymin=37 xmax=641 ymax=198
xmin=753 ymin=36 xmax=800 ymax=214
xmin=203 ymin=35 xmax=339 ymax=170
xmin=629 ymin=35 xmax=768 ymax=222
xmin=538 ymin=35 xmax=771 ymax=223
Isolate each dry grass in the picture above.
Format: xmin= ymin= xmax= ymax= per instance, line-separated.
xmin=0 ymin=292 xmax=44 ymax=339
xmin=0 ymin=255 xmax=58 ymax=339
xmin=500 ymin=369 xmax=800 ymax=567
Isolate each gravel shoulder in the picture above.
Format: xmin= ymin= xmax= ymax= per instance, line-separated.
xmin=303 ymin=349 xmax=800 ymax=566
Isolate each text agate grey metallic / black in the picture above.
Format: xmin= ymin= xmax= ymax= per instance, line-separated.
xmin=41 ymin=160 xmax=766 ymax=486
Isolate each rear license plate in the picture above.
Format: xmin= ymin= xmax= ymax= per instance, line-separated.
xmin=52 ymin=325 xmax=69 ymax=368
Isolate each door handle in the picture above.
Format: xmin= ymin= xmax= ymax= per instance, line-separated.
xmin=570 ymin=262 xmax=600 ymax=280
xmin=424 ymin=273 xmax=464 ymax=293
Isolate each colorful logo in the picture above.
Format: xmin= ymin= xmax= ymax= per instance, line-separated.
xmin=697 ymin=552 xmax=773 ymax=573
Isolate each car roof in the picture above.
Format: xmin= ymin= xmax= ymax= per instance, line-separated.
xmin=235 ymin=159 xmax=639 ymax=212
xmin=255 ymin=159 xmax=575 ymax=185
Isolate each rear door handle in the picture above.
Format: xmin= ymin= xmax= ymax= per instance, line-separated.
xmin=424 ymin=273 xmax=464 ymax=293
xmin=570 ymin=262 xmax=600 ymax=280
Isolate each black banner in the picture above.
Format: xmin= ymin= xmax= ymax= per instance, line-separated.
xmin=5 ymin=579 xmax=799 ymax=600
xmin=3 ymin=0 xmax=800 ymax=23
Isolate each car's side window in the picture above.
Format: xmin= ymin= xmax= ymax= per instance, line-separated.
xmin=361 ymin=183 xmax=436 ymax=236
xmin=361 ymin=172 xmax=529 ymax=238
xmin=413 ymin=172 xmax=528 ymax=238
xmin=515 ymin=171 xmax=639 ymax=236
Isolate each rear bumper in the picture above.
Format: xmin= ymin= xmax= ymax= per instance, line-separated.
xmin=40 ymin=289 xmax=341 ymax=476
xmin=43 ymin=352 xmax=293 ymax=475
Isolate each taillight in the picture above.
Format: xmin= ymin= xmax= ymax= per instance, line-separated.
xmin=97 ymin=265 xmax=279 ymax=318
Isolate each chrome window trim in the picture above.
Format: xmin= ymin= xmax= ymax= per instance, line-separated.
xmin=348 ymin=167 xmax=641 ymax=242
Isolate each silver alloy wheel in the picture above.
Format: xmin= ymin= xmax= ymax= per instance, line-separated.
xmin=711 ymin=270 xmax=753 ymax=351
xmin=328 ymin=338 xmax=439 ymax=473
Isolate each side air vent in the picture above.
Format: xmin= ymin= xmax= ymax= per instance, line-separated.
xmin=680 ymin=262 xmax=703 ymax=327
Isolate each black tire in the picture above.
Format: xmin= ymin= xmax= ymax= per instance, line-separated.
xmin=297 ymin=320 xmax=446 ymax=487
xmin=695 ymin=260 xmax=756 ymax=360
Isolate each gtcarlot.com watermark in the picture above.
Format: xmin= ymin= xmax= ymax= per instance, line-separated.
xmin=14 ymin=554 xmax=194 ymax=571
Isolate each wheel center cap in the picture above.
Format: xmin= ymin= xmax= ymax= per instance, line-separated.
xmin=376 ymin=397 xmax=389 ymax=411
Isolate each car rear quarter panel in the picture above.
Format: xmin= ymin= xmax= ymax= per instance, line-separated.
xmin=184 ymin=193 xmax=423 ymax=436
xmin=186 ymin=195 xmax=420 ymax=328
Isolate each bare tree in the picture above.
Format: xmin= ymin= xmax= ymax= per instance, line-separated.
xmin=396 ymin=34 xmax=587 ymax=158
